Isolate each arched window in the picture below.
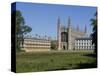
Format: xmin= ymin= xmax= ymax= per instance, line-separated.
xmin=61 ymin=32 xmax=68 ymax=42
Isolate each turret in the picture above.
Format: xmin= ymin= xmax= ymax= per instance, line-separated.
xmin=68 ymin=16 xmax=71 ymax=28
xmin=77 ymin=25 xmax=79 ymax=31
xmin=84 ymin=25 xmax=87 ymax=33
xmin=57 ymin=17 xmax=61 ymax=50
xmin=68 ymin=16 xmax=72 ymax=50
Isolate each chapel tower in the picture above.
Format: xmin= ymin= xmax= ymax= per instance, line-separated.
xmin=68 ymin=17 xmax=72 ymax=50
xmin=57 ymin=17 xmax=61 ymax=50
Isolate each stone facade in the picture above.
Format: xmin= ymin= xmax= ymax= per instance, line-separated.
xmin=20 ymin=37 xmax=51 ymax=52
xmin=75 ymin=38 xmax=95 ymax=50
xmin=57 ymin=17 xmax=87 ymax=50
xmin=20 ymin=17 xmax=94 ymax=52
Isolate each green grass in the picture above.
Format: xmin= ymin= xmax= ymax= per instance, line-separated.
xmin=16 ymin=51 xmax=97 ymax=73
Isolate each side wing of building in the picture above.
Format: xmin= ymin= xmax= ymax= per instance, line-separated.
xmin=20 ymin=37 xmax=51 ymax=52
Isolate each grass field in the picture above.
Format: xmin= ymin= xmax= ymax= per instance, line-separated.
xmin=16 ymin=51 xmax=97 ymax=73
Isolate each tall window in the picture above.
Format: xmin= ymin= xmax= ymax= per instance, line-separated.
xmin=61 ymin=32 xmax=68 ymax=42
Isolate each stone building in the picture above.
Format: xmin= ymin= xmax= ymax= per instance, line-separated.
xmin=20 ymin=17 xmax=95 ymax=52
xmin=75 ymin=38 xmax=95 ymax=50
xmin=57 ymin=17 xmax=92 ymax=50
xmin=21 ymin=36 xmax=51 ymax=52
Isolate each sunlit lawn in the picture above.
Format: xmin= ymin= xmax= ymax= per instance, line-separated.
xmin=16 ymin=51 xmax=97 ymax=73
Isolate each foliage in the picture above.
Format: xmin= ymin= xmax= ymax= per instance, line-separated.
xmin=51 ymin=40 xmax=57 ymax=50
xmin=12 ymin=10 xmax=32 ymax=51
xmin=90 ymin=12 xmax=97 ymax=54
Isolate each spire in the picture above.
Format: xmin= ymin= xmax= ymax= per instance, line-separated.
xmin=57 ymin=16 xmax=60 ymax=26
xmin=84 ymin=25 xmax=87 ymax=33
xmin=57 ymin=16 xmax=61 ymax=34
xmin=77 ymin=25 xmax=79 ymax=31
xmin=68 ymin=16 xmax=72 ymax=50
xmin=57 ymin=16 xmax=61 ymax=50
xmin=68 ymin=16 xmax=71 ymax=28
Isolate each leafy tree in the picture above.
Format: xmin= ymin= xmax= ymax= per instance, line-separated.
xmin=12 ymin=10 xmax=32 ymax=51
xmin=20 ymin=25 xmax=32 ymax=48
xmin=90 ymin=12 xmax=97 ymax=54
xmin=51 ymin=40 xmax=57 ymax=50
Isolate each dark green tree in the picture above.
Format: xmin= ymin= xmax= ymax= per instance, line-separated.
xmin=16 ymin=11 xmax=25 ymax=51
xmin=20 ymin=25 xmax=32 ymax=48
xmin=90 ymin=12 xmax=97 ymax=54
xmin=12 ymin=10 xmax=32 ymax=51
xmin=51 ymin=40 xmax=57 ymax=50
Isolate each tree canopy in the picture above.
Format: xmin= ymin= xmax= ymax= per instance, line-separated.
xmin=90 ymin=12 xmax=97 ymax=54
xmin=12 ymin=10 xmax=32 ymax=51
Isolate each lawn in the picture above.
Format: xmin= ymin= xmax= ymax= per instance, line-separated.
xmin=16 ymin=51 xmax=97 ymax=73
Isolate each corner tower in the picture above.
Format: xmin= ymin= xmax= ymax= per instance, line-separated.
xmin=57 ymin=17 xmax=61 ymax=50
xmin=68 ymin=17 xmax=72 ymax=50
xmin=84 ymin=25 xmax=87 ymax=33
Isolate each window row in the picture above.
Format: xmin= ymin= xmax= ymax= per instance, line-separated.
xmin=75 ymin=46 xmax=95 ymax=50
xmin=76 ymin=40 xmax=92 ymax=43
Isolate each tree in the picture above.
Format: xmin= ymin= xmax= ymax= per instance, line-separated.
xmin=12 ymin=10 xmax=32 ymax=51
xmin=51 ymin=40 xmax=57 ymax=50
xmin=20 ymin=25 xmax=32 ymax=48
xmin=90 ymin=12 xmax=97 ymax=54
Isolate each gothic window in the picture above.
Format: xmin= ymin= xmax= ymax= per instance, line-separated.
xmin=61 ymin=32 xmax=68 ymax=42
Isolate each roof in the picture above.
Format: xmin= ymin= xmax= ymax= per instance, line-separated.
xmin=24 ymin=37 xmax=50 ymax=41
xmin=75 ymin=37 xmax=92 ymax=40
